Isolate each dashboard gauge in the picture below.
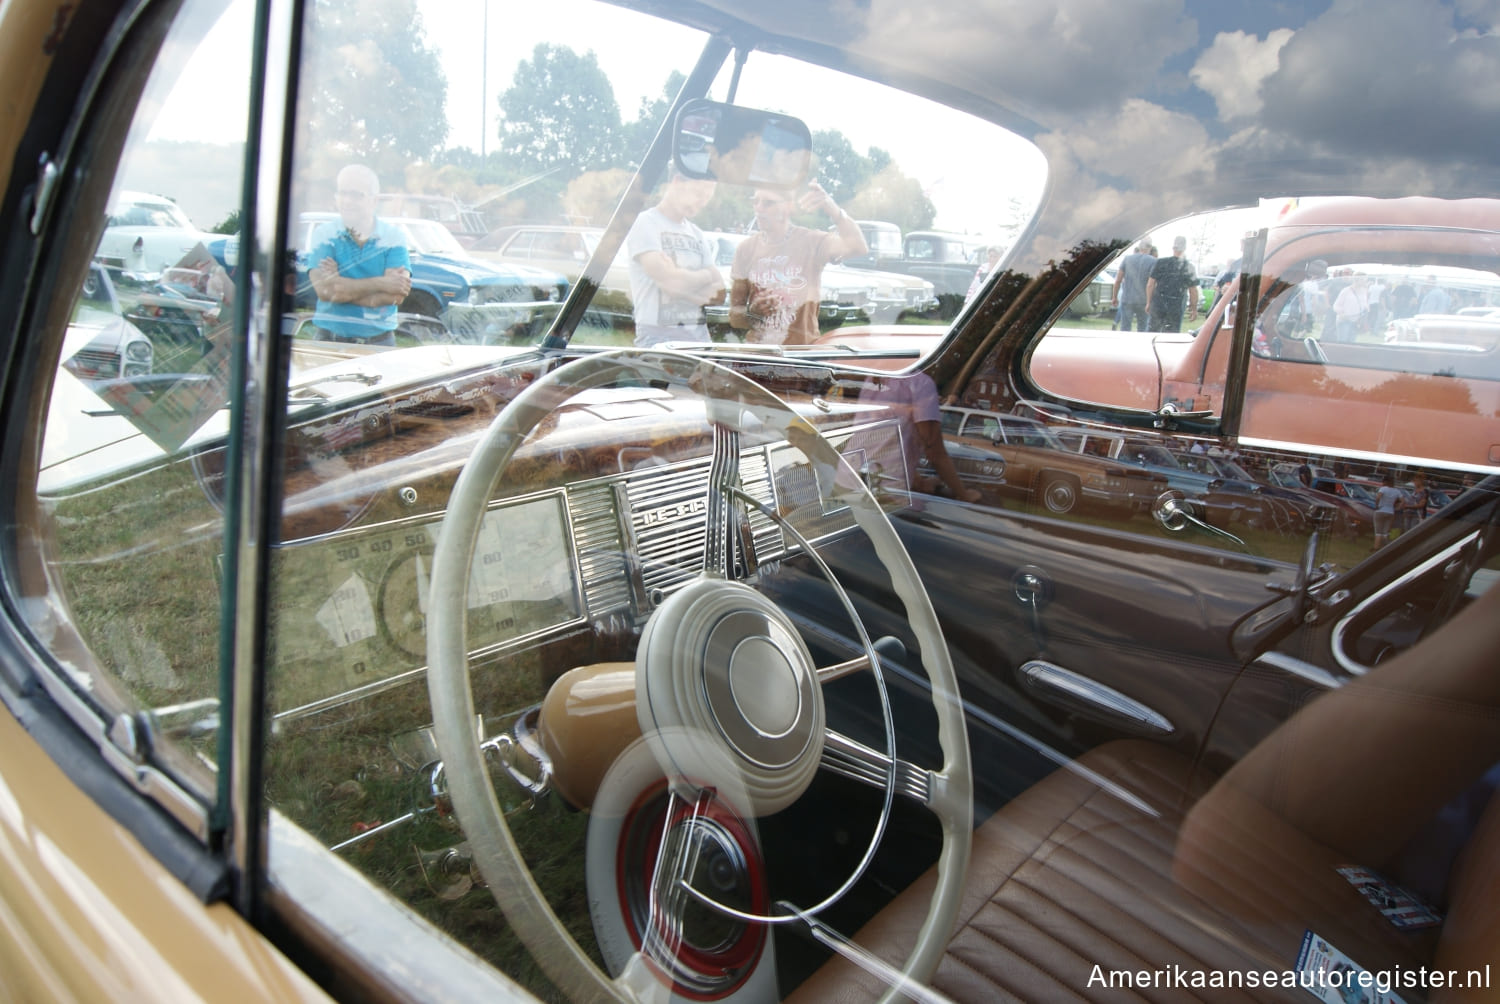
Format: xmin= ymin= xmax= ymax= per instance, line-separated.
xmin=269 ymin=492 xmax=586 ymax=719
xmin=377 ymin=546 xmax=434 ymax=660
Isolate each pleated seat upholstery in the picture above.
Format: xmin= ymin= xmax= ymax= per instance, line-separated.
xmin=793 ymin=586 xmax=1500 ymax=1003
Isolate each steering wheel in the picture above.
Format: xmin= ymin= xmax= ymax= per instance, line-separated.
xmin=426 ymin=350 xmax=971 ymax=1002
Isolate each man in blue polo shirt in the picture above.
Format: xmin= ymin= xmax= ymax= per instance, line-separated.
xmin=308 ymin=164 xmax=411 ymax=346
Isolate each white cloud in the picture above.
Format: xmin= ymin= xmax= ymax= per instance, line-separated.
xmin=1190 ymin=29 xmax=1294 ymax=122
xmin=832 ymin=0 xmax=1199 ymax=122
xmin=1259 ymin=0 xmax=1500 ymax=162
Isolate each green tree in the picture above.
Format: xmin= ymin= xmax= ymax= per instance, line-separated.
xmin=809 ymin=132 xmax=933 ymax=232
xmin=210 ymin=209 xmax=241 ymax=235
xmin=497 ymin=44 xmax=624 ymax=178
xmin=621 ymin=70 xmax=687 ymax=165
xmin=845 ymin=163 xmax=936 ymax=233
xmin=811 ymin=129 xmax=872 ymax=205
xmin=298 ymin=0 xmax=448 ymax=187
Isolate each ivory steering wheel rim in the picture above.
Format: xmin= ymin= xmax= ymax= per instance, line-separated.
xmin=425 ymin=349 xmax=972 ymax=1002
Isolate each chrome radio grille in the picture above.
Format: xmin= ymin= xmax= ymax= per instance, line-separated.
xmin=566 ymin=450 xmax=787 ymax=609
xmin=565 ymin=481 xmax=632 ymax=617
xmin=561 ymin=422 xmax=895 ymax=621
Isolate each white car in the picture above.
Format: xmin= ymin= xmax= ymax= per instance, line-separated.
xmin=94 ymin=189 xmax=213 ymax=282
xmin=703 ymin=230 xmax=937 ymax=327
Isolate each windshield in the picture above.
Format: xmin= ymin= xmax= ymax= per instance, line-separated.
xmin=110 ymin=198 xmax=196 ymax=230
xmin=414 ymin=21 xmax=1043 ymax=355
xmin=1132 ymin=444 xmax=1180 ymax=468
xmin=398 ymin=219 xmax=466 ymax=255
xmin=1209 ymin=456 xmax=1256 ymax=480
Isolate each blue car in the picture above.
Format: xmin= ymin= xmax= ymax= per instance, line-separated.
xmin=211 ymin=213 xmax=570 ymax=343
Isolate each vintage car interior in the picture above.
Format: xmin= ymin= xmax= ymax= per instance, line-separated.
xmin=2 ymin=0 xmax=1498 ymax=1001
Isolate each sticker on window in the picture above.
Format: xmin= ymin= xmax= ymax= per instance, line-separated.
xmin=1295 ymin=931 xmax=1410 ymax=1004
xmin=1336 ymin=865 xmax=1443 ymax=930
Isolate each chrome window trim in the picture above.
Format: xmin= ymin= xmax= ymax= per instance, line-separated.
xmin=0 ymin=0 xmax=222 ymax=842
xmin=1330 ymin=532 xmax=1481 ymax=677
xmin=227 ymin=0 xmax=301 ymax=919
xmin=1239 ymin=437 xmax=1500 ymax=479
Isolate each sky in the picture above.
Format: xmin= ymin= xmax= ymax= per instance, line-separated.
xmin=143 ymin=0 xmax=1047 ymax=236
xmin=138 ymin=0 xmax=1500 ymax=271
xmin=409 ymin=0 xmax=1048 ymax=235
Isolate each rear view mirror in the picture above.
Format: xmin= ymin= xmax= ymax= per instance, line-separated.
xmin=673 ymin=99 xmax=812 ymax=188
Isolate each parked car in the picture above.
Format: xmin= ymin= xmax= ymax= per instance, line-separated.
xmin=1065 ymin=263 xmax=1115 ymax=318
xmin=469 ymin=223 xmax=635 ymax=333
xmin=93 ymin=189 xmax=214 ymax=283
xmin=6 ymin=0 xmax=1500 ymax=1001
xmin=1265 ymin=463 xmax=1377 ymax=538
xmin=939 ymin=407 xmax=1168 ymax=513
xmin=855 ymin=219 xmax=903 ymax=263
xmin=471 ymin=224 xmax=625 ymax=290
xmin=375 ymin=193 xmax=488 ymax=248
xmin=1051 ymin=428 xmax=1335 ymax=536
xmin=213 ymin=213 xmax=569 ymax=343
xmin=298 ymin=213 xmax=568 ymax=331
xmin=61 ymin=262 xmax=154 ymax=382
xmin=703 ymin=230 xmax=938 ymax=331
xmin=845 ymin=228 xmax=979 ymax=317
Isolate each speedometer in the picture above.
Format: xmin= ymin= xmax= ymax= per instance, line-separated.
xmin=377 ymin=546 xmax=433 ymax=659
xmin=268 ymin=491 xmax=585 ymax=719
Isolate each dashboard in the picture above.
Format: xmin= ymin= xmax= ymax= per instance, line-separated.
xmin=264 ymin=409 xmax=908 ymax=720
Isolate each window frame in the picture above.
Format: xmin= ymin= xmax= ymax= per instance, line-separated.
xmin=0 ymin=0 xmax=231 ymax=890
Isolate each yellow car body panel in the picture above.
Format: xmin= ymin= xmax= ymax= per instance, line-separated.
xmin=0 ymin=706 xmax=331 ymax=1002
xmin=0 ymin=0 xmax=71 ymax=200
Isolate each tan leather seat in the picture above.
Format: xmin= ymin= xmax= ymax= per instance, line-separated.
xmin=794 ymin=584 xmax=1500 ymax=1003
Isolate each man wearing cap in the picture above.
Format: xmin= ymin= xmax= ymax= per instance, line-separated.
xmin=1146 ymin=235 xmax=1199 ymax=333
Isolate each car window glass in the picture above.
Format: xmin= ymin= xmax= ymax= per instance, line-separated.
xmin=20 ymin=0 xmax=253 ymax=812
xmin=275 ymin=2 xmax=1042 ymax=358
xmin=504 ymin=230 xmax=533 ymax=257
xmin=255 ymin=0 xmax=1042 ymax=988
xmin=1026 ymin=204 xmax=1500 ymax=477
xmin=1240 ymin=245 xmax=1500 ymax=472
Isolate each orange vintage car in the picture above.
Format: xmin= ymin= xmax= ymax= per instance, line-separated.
xmin=1029 ymin=198 xmax=1500 ymax=473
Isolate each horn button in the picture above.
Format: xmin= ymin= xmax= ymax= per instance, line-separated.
xmin=637 ymin=578 xmax=825 ymax=815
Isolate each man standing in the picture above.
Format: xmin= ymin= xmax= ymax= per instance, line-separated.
xmin=1111 ymin=239 xmax=1155 ymax=331
xmin=626 ymin=169 xmax=724 ymax=347
xmin=1146 ymin=235 xmax=1198 ymax=333
xmin=730 ymin=181 xmax=867 ymax=345
xmin=308 ymin=164 xmax=411 ymax=347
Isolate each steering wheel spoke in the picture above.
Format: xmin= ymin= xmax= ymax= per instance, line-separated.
xmin=821 ymin=728 xmax=934 ymax=806
xmin=704 ymin=420 xmax=741 ymax=579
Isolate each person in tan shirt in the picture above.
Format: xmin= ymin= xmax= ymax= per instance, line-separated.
xmin=729 ymin=181 xmax=866 ymax=345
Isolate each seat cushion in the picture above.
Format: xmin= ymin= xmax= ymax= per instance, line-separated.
xmin=793 ymin=739 xmax=1438 ymax=1003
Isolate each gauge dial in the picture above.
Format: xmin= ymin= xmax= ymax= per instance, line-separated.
xmin=377 ymin=547 xmax=433 ymax=660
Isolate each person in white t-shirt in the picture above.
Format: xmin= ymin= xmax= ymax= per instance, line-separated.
xmin=1332 ymin=275 xmax=1370 ymax=342
xmin=626 ymin=170 xmax=724 ymax=347
xmin=1373 ymin=470 xmax=1404 ymax=549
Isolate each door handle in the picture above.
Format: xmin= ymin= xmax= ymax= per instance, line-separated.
xmin=1012 ymin=564 xmax=1051 ymax=649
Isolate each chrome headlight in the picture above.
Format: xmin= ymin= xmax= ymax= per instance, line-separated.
xmin=125 ymin=340 xmax=153 ymax=363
